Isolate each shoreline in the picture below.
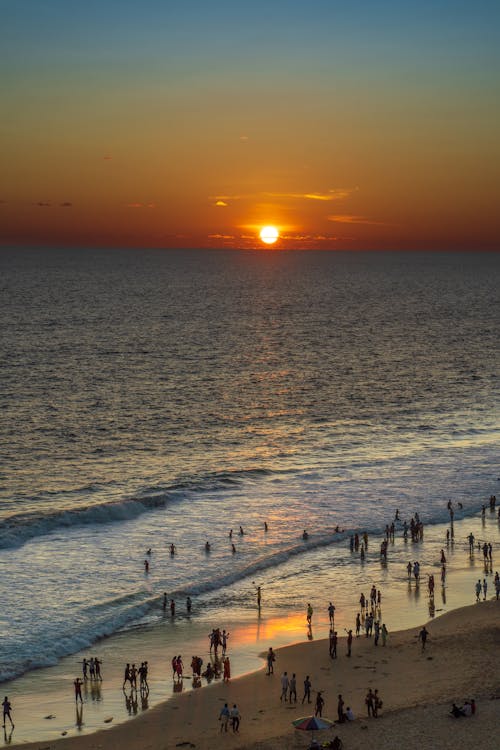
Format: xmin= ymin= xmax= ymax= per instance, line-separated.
xmin=3 ymin=510 xmax=499 ymax=746
xmin=7 ymin=601 xmax=500 ymax=750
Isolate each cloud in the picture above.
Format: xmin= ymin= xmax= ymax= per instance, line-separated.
xmin=103 ymin=155 xmax=112 ymax=160
xmin=60 ymin=202 xmax=73 ymax=207
xmin=239 ymin=135 xmax=249 ymax=141
xmin=208 ymin=233 xmax=235 ymax=240
xmin=214 ymin=200 xmax=228 ymax=207
xmin=327 ymin=214 xmax=387 ymax=225
xmin=35 ymin=201 xmax=51 ymax=207
xmin=126 ymin=202 xmax=157 ymax=209
xmin=209 ymin=188 xmax=358 ymax=204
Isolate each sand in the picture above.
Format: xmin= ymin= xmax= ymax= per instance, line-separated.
xmin=9 ymin=600 xmax=499 ymax=750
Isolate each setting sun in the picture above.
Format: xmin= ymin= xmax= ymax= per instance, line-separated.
xmin=259 ymin=226 xmax=279 ymax=245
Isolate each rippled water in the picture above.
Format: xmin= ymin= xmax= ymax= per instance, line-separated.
xmin=1 ymin=248 xmax=499 ymax=680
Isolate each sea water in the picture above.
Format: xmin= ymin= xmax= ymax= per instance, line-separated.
xmin=1 ymin=248 xmax=499 ymax=682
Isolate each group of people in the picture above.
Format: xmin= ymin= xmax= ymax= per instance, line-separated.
xmin=208 ymin=627 xmax=229 ymax=655
xmin=81 ymin=657 xmax=103 ymax=681
xmin=162 ymin=593 xmax=192 ymax=616
xmin=218 ymin=702 xmax=241 ymax=732
xmin=122 ymin=662 xmax=149 ymax=692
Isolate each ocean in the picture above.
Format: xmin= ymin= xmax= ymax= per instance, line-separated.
xmin=1 ymin=248 xmax=499 ymax=683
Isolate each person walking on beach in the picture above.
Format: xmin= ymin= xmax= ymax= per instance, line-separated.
xmin=266 ymin=647 xmax=275 ymax=675
xmin=74 ymin=678 xmax=84 ymax=703
xmin=219 ymin=703 xmax=230 ymax=732
xmin=257 ymin=586 xmax=261 ymax=609
xmin=2 ymin=697 xmax=14 ymax=729
xmin=418 ymin=626 xmax=429 ymax=651
xmin=346 ymin=629 xmax=353 ymax=657
xmin=302 ymin=675 xmax=312 ymax=704
xmin=230 ymin=704 xmax=240 ymax=732
xmin=373 ymin=689 xmax=382 ymax=717
xmin=289 ymin=673 xmax=297 ymax=703
xmin=280 ymin=671 xmax=289 ymax=702
xmin=328 ymin=602 xmax=335 ymax=625
xmin=315 ymin=691 xmax=324 ymax=717
xmin=475 ymin=579 xmax=482 ymax=601
xmin=482 ymin=578 xmax=488 ymax=600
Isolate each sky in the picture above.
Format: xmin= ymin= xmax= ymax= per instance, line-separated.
xmin=1 ymin=0 xmax=499 ymax=250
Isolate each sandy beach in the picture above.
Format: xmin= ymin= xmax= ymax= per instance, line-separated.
xmin=6 ymin=599 xmax=499 ymax=750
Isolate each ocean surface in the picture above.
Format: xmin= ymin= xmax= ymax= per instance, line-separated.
xmin=1 ymin=248 xmax=499 ymax=683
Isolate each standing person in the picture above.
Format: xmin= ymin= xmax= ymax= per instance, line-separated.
xmin=2 ymin=697 xmax=14 ymax=729
xmin=418 ymin=626 xmax=429 ymax=651
xmin=257 ymin=586 xmax=262 ymax=609
xmin=123 ymin=663 xmax=131 ymax=689
xmin=373 ymin=689 xmax=382 ymax=717
xmin=302 ymin=675 xmax=312 ymax=704
xmin=475 ymin=579 xmax=482 ymax=601
xmin=280 ymin=672 xmax=289 ymax=702
xmin=329 ymin=630 xmax=338 ymax=659
xmin=94 ymin=657 xmax=102 ymax=681
xmin=306 ymin=603 xmax=313 ymax=625
xmin=223 ymin=656 xmax=231 ymax=682
xmin=346 ymin=629 xmax=353 ymax=657
xmin=74 ymin=678 xmax=84 ymax=703
xmin=381 ymin=623 xmax=388 ymax=646
xmin=219 ymin=703 xmax=230 ymax=732
xmin=230 ymin=704 xmax=240 ymax=733
xmin=82 ymin=658 xmax=89 ymax=680
xmin=468 ymin=533 xmax=475 ymax=553
xmin=289 ymin=673 xmax=297 ymax=703
xmin=186 ymin=596 xmax=192 ymax=613
xmin=266 ymin=647 xmax=275 ymax=675
xmin=328 ymin=602 xmax=335 ymax=625
xmin=175 ymin=656 xmax=183 ymax=682
xmin=315 ymin=691 xmax=324 ymax=717
xmin=482 ymin=578 xmax=488 ymax=600
xmin=337 ymin=694 xmax=345 ymax=723
xmin=170 ymin=599 xmax=175 ymax=616
xmin=162 ymin=592 xmax=168 ymax=611
xmin=365 ymin=689 xmax=374 ymax=717
xmin=355 ymin=612 xmax=361 ymax=636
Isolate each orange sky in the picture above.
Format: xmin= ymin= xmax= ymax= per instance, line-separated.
xmin=1 ymin=2 xmax=499 ymax=250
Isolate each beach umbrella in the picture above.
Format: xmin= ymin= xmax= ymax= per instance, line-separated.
xmin=292 ymin=715 xmax=334 ymax=742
